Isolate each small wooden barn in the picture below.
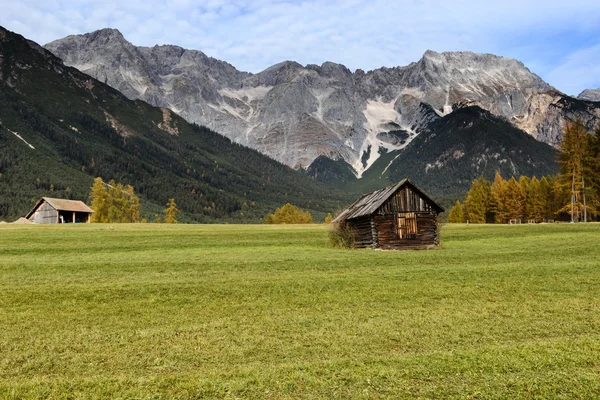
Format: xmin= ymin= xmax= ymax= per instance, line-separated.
xmin=26 ymin=198 xmax=93 ymax=224
xmin=333 ymin=179 xmax=444 ymax=250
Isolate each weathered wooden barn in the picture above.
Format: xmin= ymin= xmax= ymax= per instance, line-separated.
xmin=26 ymin=198 xmax=93 ymax=224
xmin=333 ymin=179 xmax=444 ymax=250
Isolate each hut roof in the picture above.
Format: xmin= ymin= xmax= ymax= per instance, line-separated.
xmin=26 ymin=197 xmax=94 ymax=218
xmin=333 ymin=179 xmax=444 ymax=222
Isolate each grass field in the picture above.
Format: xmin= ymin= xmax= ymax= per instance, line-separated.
xmin=1 ymin=223 xmax=600 ymax=399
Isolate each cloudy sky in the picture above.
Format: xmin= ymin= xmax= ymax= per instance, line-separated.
xmin=1 ymin=0 xmax=599 ymax=96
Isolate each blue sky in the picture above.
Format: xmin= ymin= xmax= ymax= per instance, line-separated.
xmin=1 ymin=0 xmax=599 ymax=96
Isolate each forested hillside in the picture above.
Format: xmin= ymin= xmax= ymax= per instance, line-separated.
xmin=386 ymin=107 xmax=559 ymax=199
xmin=0 ymin=26 xmax=349 ymax=222
xmin=306 ymin=107 xmax=558 ymax=208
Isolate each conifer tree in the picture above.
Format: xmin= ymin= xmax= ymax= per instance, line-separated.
xmin=164 ymin=198 xmax=180 ymax=223
xmin=90 ymin=177 xmax=109 ymax=223
xmin=125 ymin=185 xmax=140 ymax=223
xmin=539 ymin=176 xmax=554 ymax=220
xmin=558 ymin=120 xmax=589 ymax=222
xmin=448 ymin=200 xmax=465 ymax=223
xmin=528 ymin=177 xmax=544 ymax=222
xmin=465 ymin=176 xmax=491 ymax=223
xmin=324 ymin=213 xmax=333 ymax=224
xmin=89 ymin=178 xmax=140 ymax=223
xmin=585 ymin=124 xmax=600 ymax=219
xmin=519 ymin=176 xmax=532 ymax=220
xmin=504 ymin=177 xmax=524 ymax=221
xmin=491 ymin=172 xmax=508 ymax=223
xmin=107 ymin=181 xmax=129 ymax=223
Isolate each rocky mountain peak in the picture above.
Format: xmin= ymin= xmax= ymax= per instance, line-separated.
xmin=578 ymin=88 xmax=600 ymax=102
xmin=44 ymin=29 xmax=600 ymax=176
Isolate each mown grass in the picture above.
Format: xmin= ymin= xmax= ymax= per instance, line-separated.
xmin=1 ymin=223 xmax=599 ymax=399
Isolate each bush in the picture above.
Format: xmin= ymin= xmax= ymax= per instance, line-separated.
xmin=328 ymin=221 xmax=354 ymax=248
xmin=264 ymin=203 xmax=313 ymax=224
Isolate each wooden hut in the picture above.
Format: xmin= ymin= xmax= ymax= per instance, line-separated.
xmin=26 ymin=198 xmax=93 ymax=224
xmin=333 ymin=179 xmax=444 ymax=250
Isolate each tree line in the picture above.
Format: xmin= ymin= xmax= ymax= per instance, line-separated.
xmin=448 ymin=121 xmax=600 ymax=223
xmin=90 ymin=177 xmax=180 ymax=223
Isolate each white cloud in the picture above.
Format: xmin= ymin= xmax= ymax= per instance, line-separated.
xmin=1 ymin=0 xmax=599 ymax=93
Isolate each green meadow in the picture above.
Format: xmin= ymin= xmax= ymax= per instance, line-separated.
xmin=1 ymin=223 xmax=599 ymax=399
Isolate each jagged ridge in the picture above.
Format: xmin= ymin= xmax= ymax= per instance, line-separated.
xmin=45 ymin=28 xmax=600 ymax=177
xmin=0 ymin=26 xmax=348 ymax=222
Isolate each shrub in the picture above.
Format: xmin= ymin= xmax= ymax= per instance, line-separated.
xmin=328 ymin=221 xmax=354 ymax=248
xmin=264 ymin=203 xmax=313 ymax=224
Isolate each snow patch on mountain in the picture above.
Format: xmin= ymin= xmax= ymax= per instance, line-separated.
xmin=8 ymin=127 xmax=35 ymax=149
xmin=352 ymin=98 xmax=418 ymax=178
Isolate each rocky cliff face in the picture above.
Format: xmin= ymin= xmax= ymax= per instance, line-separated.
xmin=578 ymin=88 xmax=600 ymax=102
xmin=45 ymin=29 xmax=600 ymax=176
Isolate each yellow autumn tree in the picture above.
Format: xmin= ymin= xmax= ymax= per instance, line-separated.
xmin=504 ymin=177 xmax=524 ymax=221
xmin=447 ymin=200 xmax=465 ymax=223
xmin=89 ymin=178 xmax=140 ymax=223
xmin=558 ymin=120 xmax=589 ymax=222
xmin=90 ymin=177 xmax=109 ymax=223
xmin=264 ymin=203 xmax=313 ymax=224
xmin=465 ymin=176 xmax=492 ymax=223
xmin=491 ymin=172 xmax=508 ymax=223
xmin=164 ymin=198 xmax=180 ymax=223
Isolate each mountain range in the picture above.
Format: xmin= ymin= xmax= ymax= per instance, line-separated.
xmin=0 ymin=26 xmax=348 ymax=222
xmin=45 ymin=28 xmax=600 ymax=179
xmin=2 ymin=25 xmax=599 ymax=222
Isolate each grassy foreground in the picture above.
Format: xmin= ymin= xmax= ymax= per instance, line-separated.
xmin=1 ymin=223 xmax=600 ymax=399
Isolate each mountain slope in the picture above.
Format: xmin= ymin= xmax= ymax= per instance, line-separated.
xmin=46 ymin=29 xmax=600 ymax=176
xmin=0 ymin=26 xmax=348 ymax=222
xmin=308 ymin=106 xmax=559 ymax=206
xmin=386 ymin=106 xmax=559 ymax=199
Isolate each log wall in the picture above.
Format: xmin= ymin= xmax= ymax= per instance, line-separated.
xmin=373 ymin=212 xmax=439 ymax=250
xmin=348 ymin=217 xmax=375 ymax=248
xmin=346 ymin=185 xmax=441 ymax=250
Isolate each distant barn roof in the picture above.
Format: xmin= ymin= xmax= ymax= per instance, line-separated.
xmin=26 ymin=197 xmax=93 ymax=218
xmin=334 ymin=179 xmax=444 ymax=222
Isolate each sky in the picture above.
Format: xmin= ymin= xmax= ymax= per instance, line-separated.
xmin=1 ymin=0 xmax=599 ymax=96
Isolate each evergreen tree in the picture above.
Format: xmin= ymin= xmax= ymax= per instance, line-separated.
xmin=324 ymin=213 xmax=333 ymax=224
xmin=448 ymin=200 xmax=465 ymax=223
xmin=90 ymin=177 xmax=108 ymax=223
xmin=504 ymin=177 xmax=524 ymax=221
xmin=164 ymin=198 xmax=180 ymax=224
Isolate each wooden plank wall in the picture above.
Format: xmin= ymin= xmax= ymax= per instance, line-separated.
xmin=347 ymin=186 xmax=440 ymax=249
xmin=374 ymin=212 xmax=439 ymax=250
xmin=31 ymin=202 xmax=58 ymax=224
xmin=348 ymin=217 xmax=374 ymax=248
xmin=378 ymin=187 xmax=434 ymax=214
